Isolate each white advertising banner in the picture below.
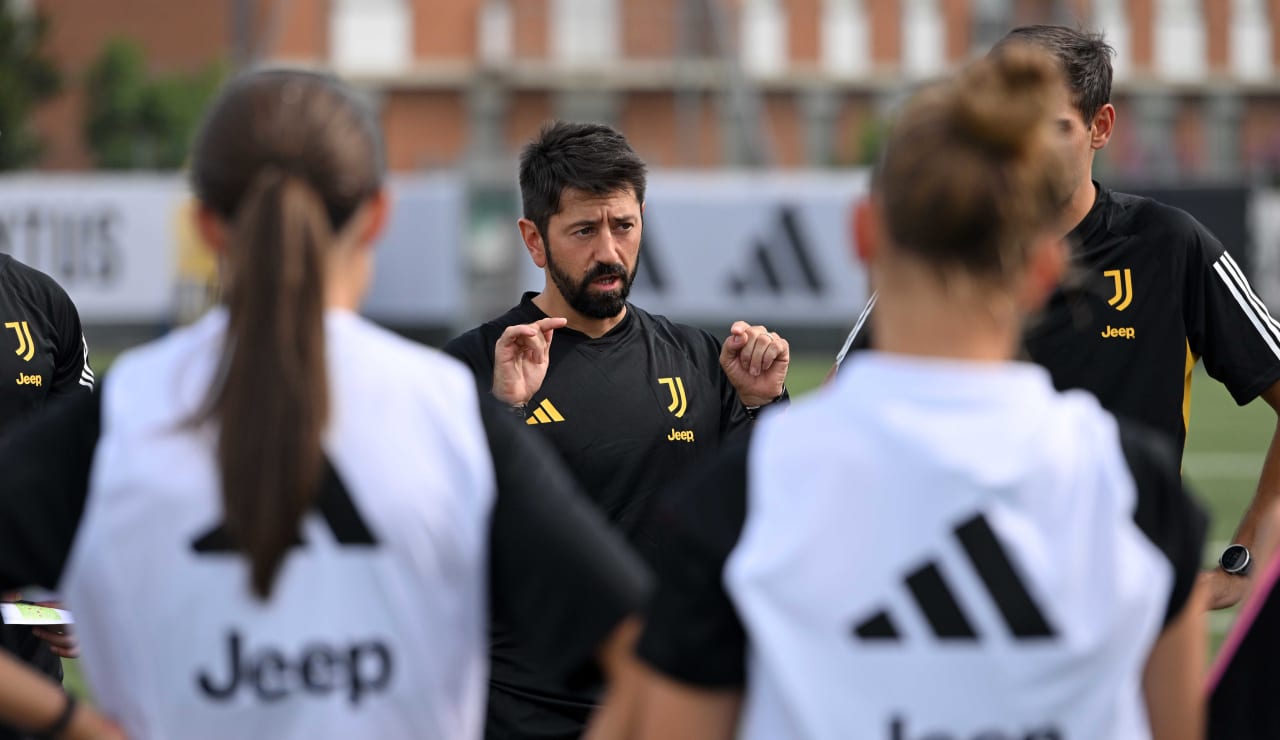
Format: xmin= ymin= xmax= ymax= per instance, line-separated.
xmin=0 ymin=175 xmax=465 ymax=325
xmin=519 ymin=171 xmax=872 ymax=325
xmin=362 ymin=174 xmax=464 ymax=324
xmin=0 ymin=176 xmax=180 ymax=322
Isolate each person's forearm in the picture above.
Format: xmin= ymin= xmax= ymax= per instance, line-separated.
xmin=1230 ymin=418 xmax=1280 ymax=550
xmin=0 ymin=652 xmax=76 ymax=735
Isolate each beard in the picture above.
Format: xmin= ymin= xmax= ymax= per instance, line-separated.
xmin=545 ymin=244 xmax=637 ymax=320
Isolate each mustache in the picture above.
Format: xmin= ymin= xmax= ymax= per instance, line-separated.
xmin=583 ymin=263 xmax=628 ymax=283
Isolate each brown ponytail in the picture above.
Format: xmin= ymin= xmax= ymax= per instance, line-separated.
xmin=190 ymin=71 xmax=383 ymax=599
xmin=875 ymin=45 xmax=1069 ymax=280
xmin=213 ymin=167 xmax=330 ymax=598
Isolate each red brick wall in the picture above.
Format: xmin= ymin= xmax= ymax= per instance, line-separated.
xmin=414 ymin=0 xmax=480 ymax=60
xmin=382 ymin=90 xmax=467 ymax=170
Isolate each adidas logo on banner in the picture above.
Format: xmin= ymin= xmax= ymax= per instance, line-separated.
xmin=853 ymin=514 xmax=1056 ymax=642
xmin=727 ymin=206 xmax=824 ymax=296
xmin=525 ymin=398 xmax=566 ymax=425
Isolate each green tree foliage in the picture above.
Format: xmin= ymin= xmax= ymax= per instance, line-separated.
xmin=0 ymin=9 xmax=61 ymax=170
xmin=84 ymin=39 xmax=223 ymax=169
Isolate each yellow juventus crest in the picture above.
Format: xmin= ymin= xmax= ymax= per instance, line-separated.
xmin=1104 ymin=269 xmax=1133 ymax=311
xmin=658 ymin=377 xmax=688 ymax=419
xmin=4 ymin=321 xmax=34 ymax=362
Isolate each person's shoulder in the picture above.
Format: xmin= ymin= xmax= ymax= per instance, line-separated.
xmin=1107 ymin=189 xmax=1210 ymax=244
xmin=336 ymin=312 xmax=472 ymax=383
xmin=634 ymin=306 xmax=720 ymax=351
xmin=0 ymin=256 xmax=75 ymax=310
xmin=443 ymin=298 xmax=540 ymax=359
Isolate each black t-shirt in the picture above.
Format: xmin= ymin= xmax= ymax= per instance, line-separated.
xmin=444 ymin=293 xmax=754 ymax=737
xmin=0 ymin=254 xmax=94 ymax=440
xmin=445 ymin=293 xmax=751 ymax=553
xmin=839 ymin=184 xmax=1280 ymax=453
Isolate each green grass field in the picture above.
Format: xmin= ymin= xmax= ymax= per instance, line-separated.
xmin=59 ymin=355 xmax=1270 ymax=700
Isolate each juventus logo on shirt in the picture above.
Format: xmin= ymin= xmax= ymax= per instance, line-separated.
xmin=658 ymin=377 xmax=688 ymax=418
xmin=1104 ymin=269 xmax=1134 ymax=311
xmin=4 ymin=321 xmax=35 ymax=361
xmin=852 ymin=514 xmax=1056 ymax=642
xmin=191 ymin=462 xmax=378 ymax=553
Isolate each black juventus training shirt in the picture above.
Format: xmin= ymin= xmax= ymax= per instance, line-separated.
xmin=839 ymin=183 xmax=1280 ymax=454
xmin=445 ymin=292 xmax=756 ymax=739
xmin=0 ymin=254 xmax=94 ymax=441
xmin=0 ymin=253 xmax=93 ymax=738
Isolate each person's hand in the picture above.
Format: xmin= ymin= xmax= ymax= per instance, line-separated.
xmin=492 ymin=317 xmax=567 ymax=406
xmin=720 ymin=321 xmax=790 ymax=407
xmin=1199 ymin=569 xmax=1250 ymax=610
xmin=29 ymin=600 xmax=78 ymax=659
xmin=31 ymin=625 xmax=77 ymax=659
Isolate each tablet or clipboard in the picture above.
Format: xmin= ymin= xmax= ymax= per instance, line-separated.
xmin=0 ymin=602 xmax=74 ymax=626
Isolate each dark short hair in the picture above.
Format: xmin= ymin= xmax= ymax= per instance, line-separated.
xmin=992 ymin=25 xmax=1114 ymax=123
xmin=518 ymin=121 xmax=647 ymax=239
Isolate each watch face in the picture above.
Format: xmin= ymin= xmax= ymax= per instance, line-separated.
xmin=1222 ymin=545 xmax=1250 ymax=573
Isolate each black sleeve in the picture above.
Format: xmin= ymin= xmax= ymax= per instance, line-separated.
xmin=47 ymin=283 xmax=94 ymax=397
xmin=1119 ymin=418 xmax=1208 ymax=627
xmin=443 ymin=329 xmax=497 ymax=389
xmin=1180 ymin=208 xmax=1280 ymax=405
xmin=0 ymin=390 xmax=99 ymax=591
xmin=636 ymin=428 xmax=752 ymax=688
xmin=480 ymin=396 xmax=652 ymax=681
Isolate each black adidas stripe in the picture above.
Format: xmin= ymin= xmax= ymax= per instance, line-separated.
xmin=955 ymin=515 xmax=1056 ymax=639
xmin=905 ymin=562 xmax=977 ymax=640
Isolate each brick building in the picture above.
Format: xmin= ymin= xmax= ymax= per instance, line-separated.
xmin=20 ymin=0 xmax=1280 ymax=179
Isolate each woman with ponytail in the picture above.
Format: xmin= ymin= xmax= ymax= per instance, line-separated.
xmin=630 ymin=47 xmax=1206 ymax=740
xmin=0 ymin=70 xmax=648 ymax=739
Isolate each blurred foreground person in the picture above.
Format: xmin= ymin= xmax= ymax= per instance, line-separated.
xmin=0 ymin=70 xmax=648 ymax=739
xmin=833 ymin=25 xmax=1280 ymax=611
xmin=634 ymin=48 xmax=1206 ymax=740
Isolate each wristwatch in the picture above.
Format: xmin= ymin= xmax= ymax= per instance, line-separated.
xmin=1220 ymin=544 xmax=1252 ymax=576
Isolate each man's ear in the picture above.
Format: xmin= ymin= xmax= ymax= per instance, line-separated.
xmin=1090 ymin=103 xmax=1116 ymax=151
xmin=195 ymin=205 xmax=228 ymax=255
xmin=853 ymin=197 xmax=880 ymax=266
xmin=518 ymin=218 xmax=547 ymax=268
xmin=1019 ymin=234 xmax=1067 ymax=313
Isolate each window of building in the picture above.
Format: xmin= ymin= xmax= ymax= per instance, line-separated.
xmin=821 ymin=0 xmax=870 ymax=76
xmin=329 ymin=0 xmax=412 ymax=73
xmin=551 ymin=0 xmax=619 ymax=66
xmin=1231 ymin=0 xmax=1272 ymax=80
xmin=740 ymin=0 xmax=788 ymax=77
xmin=1154 ymin=0 xmax=1206 ymax=81
xmin=902 ymin=0 xmax=945 ymax=78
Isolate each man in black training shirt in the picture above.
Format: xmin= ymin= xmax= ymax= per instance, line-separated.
xmin=445 ymin=121 xmax=790 ymax=740
xmin=0 ymin=253 xmax=94 ymax=739
xmin=833 ymin=25 xmax=1280 ymax=612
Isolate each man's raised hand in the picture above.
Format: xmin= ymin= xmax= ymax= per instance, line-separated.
xmin=492 ymin=317 xmax=568 ymax=406
xmin=720 ymin=320 xmax=790 ymax=408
